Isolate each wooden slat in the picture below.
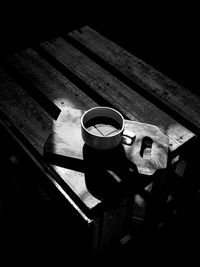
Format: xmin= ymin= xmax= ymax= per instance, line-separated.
xmin=52 ymin=165 xmax=101 ymax=211
xmin=69 ymin=26 xmax=200 ymax=133
xmin=0 ymin=67 xmax=102 ymax=251
xmin=5 ymin=49 xmax=104 ymax=213
xmin=0 ymin=67 xmax=51 ymax=154
xmin=40 ymin=37 xmax=195 ymax=152
xmin=6 ymin=48 xmax=97 ymax=111
xmin=0 ymin=66 xmax=102 ymax=216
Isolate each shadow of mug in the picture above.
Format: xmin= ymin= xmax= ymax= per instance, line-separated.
xmin=83 ymin=143 xmax=143 ymax=206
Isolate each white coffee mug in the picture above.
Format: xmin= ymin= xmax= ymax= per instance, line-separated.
xmin=81 ymin=107 xmax=135 ymax=150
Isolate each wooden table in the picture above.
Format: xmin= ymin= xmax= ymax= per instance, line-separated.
xmin=0 ymin=25 xmax=200 ymax=257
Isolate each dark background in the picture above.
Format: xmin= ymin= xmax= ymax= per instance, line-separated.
xmin=1 ymin=2 xmax=199 ymax=97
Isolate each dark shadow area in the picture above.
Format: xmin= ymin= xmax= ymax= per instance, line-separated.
xmin=0 ymin=120 xmax=96 ymax=265
xmin=43 ymin=139 xmax=152 ymax=212
xmin=83 ymin=144 xmax=140 ymax=202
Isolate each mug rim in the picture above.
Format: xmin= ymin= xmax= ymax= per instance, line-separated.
xmin=81 ymin=106 xmax=125 ymax=138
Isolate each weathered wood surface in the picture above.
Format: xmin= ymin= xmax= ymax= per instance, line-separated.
xmin=0 ymin=25 xmax=198 ymax=252
xmin=0 ymin=66 xmax=99 ymax=219
xmin=3 ymin=51 xmax=104 ymax=216
xmin=69 ymin=26 xmax=200 ymax=133
xmin=0 ymin=67 xmax=51 ymax=155
xmin=6 ymin=48 xmax=97 ymax=112
xmin=40 ymin=37 xmax=195 ymax=152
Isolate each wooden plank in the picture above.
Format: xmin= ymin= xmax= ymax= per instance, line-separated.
xmin=40 ymin=37 xmax=195 ymax=152
xmin=0 ymin=67 xmax=52 ymax=154
xmin=0 ymin=67 xmax=101 ymax=218
xmin=99 ymin=199 xmax=129 ymax=251
xmin=69 ymin=26 xmax=200 ymax=133
xmin=6 ymin=48 xmax=97 ymax=111
xmin=52 ymin=165 xmax=101 ymax=211
xmin=5 ymin=49 xmax=106 ymax=214
xmin=4 ymin=50 xmax=103 ymax=213
xmin=3 ymin=51 xmax=110 ymax=216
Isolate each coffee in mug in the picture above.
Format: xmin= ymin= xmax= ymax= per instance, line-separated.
xmin=81 ymin=107 xmax=135 ymax=150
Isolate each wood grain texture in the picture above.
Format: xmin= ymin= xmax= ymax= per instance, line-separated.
xmin=52 ymin=165 xmax=101 ymax=210
xmin=0 ymin=24 xmax=197 ymax=253
xmin=40 ymin=37 xmax=195 ymax=151
xmin=0 ymin=66 xmax=100 ymax=221
xmin=6 ymin=48 xmax=97 ymax=111
xmin=4 ymin=50 xmax=109 ymax=216
xmin=1 ymin=53 xmax=104 ymax=214
xmin=69 ymin=26 xmax=200 ymax=132
xmin=0 ymin=67 xmax=51 ymax=154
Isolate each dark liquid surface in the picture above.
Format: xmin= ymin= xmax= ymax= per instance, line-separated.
xmin=85 ymin=116 xmax=121 ymax=136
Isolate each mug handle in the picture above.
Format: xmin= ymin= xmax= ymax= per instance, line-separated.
xmin=122 ymin=133 xmax=136 ymax=146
